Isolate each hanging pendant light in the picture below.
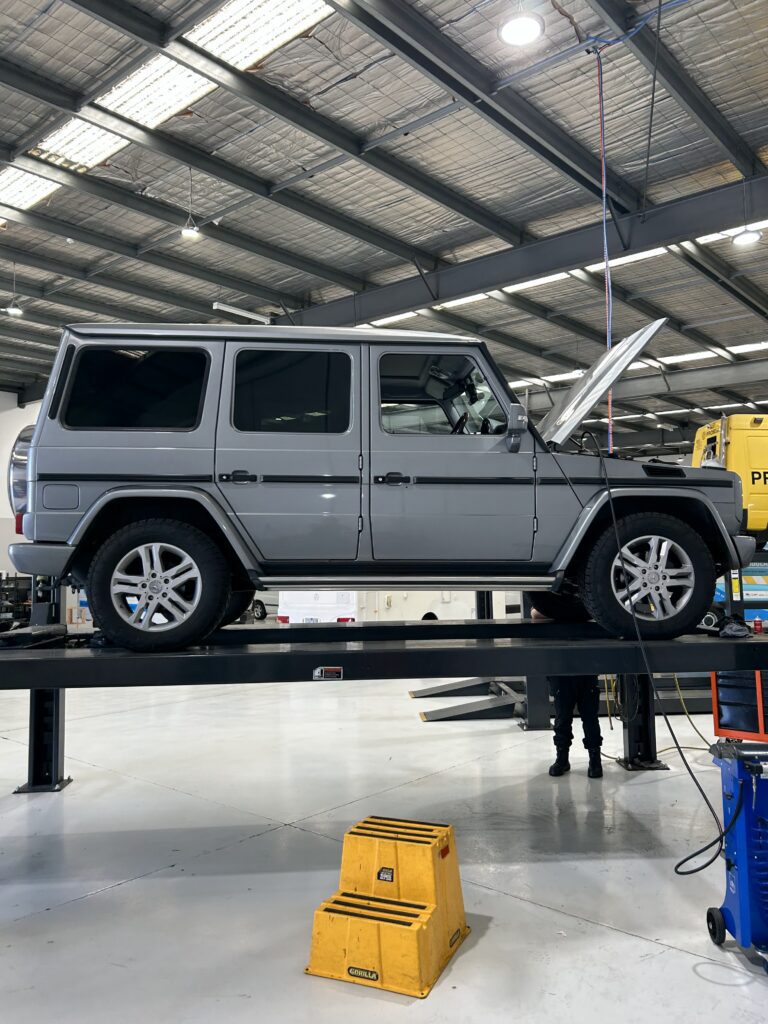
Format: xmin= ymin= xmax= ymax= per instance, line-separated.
xmin=2 ymin=263 xmax=23 ymax=316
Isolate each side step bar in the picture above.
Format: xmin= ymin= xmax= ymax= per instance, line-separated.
xmin=257 ymin=576 xmax=558 ymax=591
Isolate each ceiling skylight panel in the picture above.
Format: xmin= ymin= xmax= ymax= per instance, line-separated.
xmin=0 ymin=0 xmax=331 ymax=217
xmin=98 ymin=55 xmax=213 ymax=129
xmin=0 ymin=167 xmax=61 ymax=209
xmin=187 ymin=0 xmax=331 ymax=68
xmin=37 ymin=118 xmax=128 ymax=169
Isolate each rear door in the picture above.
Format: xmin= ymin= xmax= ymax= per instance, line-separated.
xmin=215 ymin=342 xmax=362 ymax=561
xmin=32 ymin=336 xmax=220 ymax=543
xmin=368 ymin=344 xmax=535 ymax=562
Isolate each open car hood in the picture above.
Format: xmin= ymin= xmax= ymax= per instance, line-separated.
xmin=536 ymin=318 xmax=667 ymax=446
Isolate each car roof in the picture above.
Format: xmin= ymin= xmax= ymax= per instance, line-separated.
xmin=66 ymin=323 xmax=479 ymax=346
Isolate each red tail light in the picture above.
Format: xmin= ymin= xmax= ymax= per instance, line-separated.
xmin=276 ymin=615 xmax=289 ymax=623
xmin=336 ymin=617 xmax=356 ymax=623
xmin=15 ymin=512 xmax=24 ymax=535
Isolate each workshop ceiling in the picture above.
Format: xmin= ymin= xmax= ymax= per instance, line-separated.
xmin=0 ymin=0 xmax=767 ymax=446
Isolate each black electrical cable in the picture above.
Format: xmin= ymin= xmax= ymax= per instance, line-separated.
xmin=675 ymin=778 xmax=745 ymax=875
xmin=640 ymin=0 xmax=663 ymax=216
xmin=580 ymin=430 xmax=729 ymax=874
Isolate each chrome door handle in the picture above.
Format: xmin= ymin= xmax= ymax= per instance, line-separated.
xmin=375 ymin=472 xmax=411 ymax=485
xmin=219 ymin=470 xmax=258 ymax=483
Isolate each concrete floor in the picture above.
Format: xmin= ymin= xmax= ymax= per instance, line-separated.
xmin=0 ymin=678 xmax=766 ymax=1023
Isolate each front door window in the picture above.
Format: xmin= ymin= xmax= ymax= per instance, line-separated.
xmin=379 ymin=352 xmax=506 ymax=436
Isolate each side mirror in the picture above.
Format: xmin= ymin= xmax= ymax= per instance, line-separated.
xmin=506 ymin=403 xmax=528 ymax=453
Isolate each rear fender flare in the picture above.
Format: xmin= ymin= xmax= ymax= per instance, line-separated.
xmin=68 ymin=487 xmax=263 ymax=573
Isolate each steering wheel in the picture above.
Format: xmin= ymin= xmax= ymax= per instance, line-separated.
xmin=451 ymin=412 xmax=469 ymax=435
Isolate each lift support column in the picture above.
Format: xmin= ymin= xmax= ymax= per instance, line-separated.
xmin=617 ymin=674 xmax=668 ymax=771
xmin=15 ymin=689 xmax=71 ymax=793
xmin=15 ymin=577 xmax=72 ymax=793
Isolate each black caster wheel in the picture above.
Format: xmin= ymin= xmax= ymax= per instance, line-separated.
xmin=706 ymin=907 xmax=726 ymax=946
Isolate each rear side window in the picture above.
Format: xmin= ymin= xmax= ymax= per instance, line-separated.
xmin=63 ymin=348 xmax=208 ymax=430
xmin=233 ymin=349 xmax=351 ymax=433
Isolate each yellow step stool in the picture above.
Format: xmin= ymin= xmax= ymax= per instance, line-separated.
xmin=306 ymin=815 xmax=469 ymax=998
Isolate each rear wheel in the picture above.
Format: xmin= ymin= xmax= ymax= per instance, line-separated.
xmin=580 ymin=513 xmax=715 ymax=639
xmin=88 ymin=519 xmax=230 ymax=651
xmin=527 ymin=591 xmax=591 ymax=623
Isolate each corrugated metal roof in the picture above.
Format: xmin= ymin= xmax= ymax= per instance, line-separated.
xmin=0 ymin=0 xmax=767 ymax=406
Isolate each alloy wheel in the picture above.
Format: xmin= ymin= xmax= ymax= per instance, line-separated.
xmin=110 ymin=542 xmax=202 ymax=631
xmin=610 ymin=534 xmax=695 ymax=622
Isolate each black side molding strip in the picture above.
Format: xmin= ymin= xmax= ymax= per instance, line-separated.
xmin=260 ymin=475 xmax=360 ymax=484
xmin=413 ymin=476 xmax=535 ymax=485
xmin=38 ymin=473 xmax=214 ymax=483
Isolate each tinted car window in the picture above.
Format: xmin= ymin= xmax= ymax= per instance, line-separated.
xmin=64 ymin=347 xmax=207 ymax=430
xmin=234 ymin=349 xmax=351 ymax=433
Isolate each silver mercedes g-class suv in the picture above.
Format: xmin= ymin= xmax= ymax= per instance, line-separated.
xmin=7 ymin=319 xmax=755 ymax=651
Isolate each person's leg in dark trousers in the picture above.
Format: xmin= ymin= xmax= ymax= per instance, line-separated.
xmin=548 ymin=677 xmax=578 ymax=776
xmin=574 ymin=675 xmax=603 ymax=778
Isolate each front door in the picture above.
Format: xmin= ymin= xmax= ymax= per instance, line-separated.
xmin=368 ymin=345 xmax=535 ymax=562
xmin=216 ymin=342 xmax=362 ymax=561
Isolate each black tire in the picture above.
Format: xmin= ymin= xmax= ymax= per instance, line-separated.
xmin=706 ymin=907 xmax=726 ymax=946
xmin=88 ymin=519 xmax=230 ymax=652
xmin=219 ymin=589 xmax=257 ymax=627
xmin=580 ymin=513 xmax=716 ymax=640
xmin=527 ymin=591 xmax=591 ymax=623
xmin=252 ymin=599 xmax=267 ymax=621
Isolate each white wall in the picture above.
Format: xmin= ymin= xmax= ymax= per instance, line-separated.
xmin=0 ymin=393 xmax=41 ymax=573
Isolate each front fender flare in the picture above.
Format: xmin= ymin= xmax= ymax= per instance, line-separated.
xmin=549 ymin=487 xmax=741 ymax=574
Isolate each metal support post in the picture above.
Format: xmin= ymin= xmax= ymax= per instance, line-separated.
xmin=475 ymin=590 xmax=494 ymax=620
xmin=15 ymin=576 xmax=72 ymax=793
xmin=15 ymin=688 xmax=72 ymax=793
xmin=520 ymin=674 xmax=551 ymax=731
xmin=617 ymin=674 xmax=668 ymax=771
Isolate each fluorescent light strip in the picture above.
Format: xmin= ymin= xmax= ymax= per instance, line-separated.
xmin=371 ymin=312 xmax=418 ymax=326
xmin=504 ymin=272 xmax=569 ymax=293
xmin=584 ymin=248 xmax=666 ymax=272
xmin=655 ymin=350 xmax=720 ymax=365
xmin=435 ymin=293 xmax=488 ymax=309
xmin=728 ymin=341 xmax=768 ymax=354
xmin=0 ymin=0 xmax=330 ymax=210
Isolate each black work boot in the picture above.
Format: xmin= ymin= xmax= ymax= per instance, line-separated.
xmin=587 ymin=749 xmax=603 ymax=778
xmin=549 ymin=748 xmax=571 ymax=777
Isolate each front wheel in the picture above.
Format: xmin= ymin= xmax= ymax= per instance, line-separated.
xmin=88 ymin=519 xmax=231 ymax=651
xmin=580 ymin=513 xmax=716 ymax=639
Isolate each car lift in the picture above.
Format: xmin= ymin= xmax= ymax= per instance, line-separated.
xmin=5 ymin=608 xmax=768 ymax=793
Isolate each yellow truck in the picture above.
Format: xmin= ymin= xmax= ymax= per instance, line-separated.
xmin=693 ymin=415 xmax=768 ymax=540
